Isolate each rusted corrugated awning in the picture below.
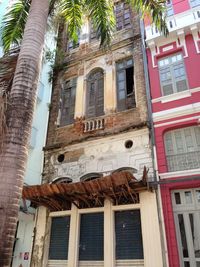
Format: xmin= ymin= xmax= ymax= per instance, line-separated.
xmin=22 ymin=167 xmax=149 ymax=211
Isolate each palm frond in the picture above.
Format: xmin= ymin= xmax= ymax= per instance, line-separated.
xmin=59 ymin=0 xmax=83 ymax=44
xmin=84 ymin=0 xmax=115 ymax=47
xmin=1 ymin=0 xmax=31 ymax=53
xmin=127 ymin=0 xmax=169 ymax=35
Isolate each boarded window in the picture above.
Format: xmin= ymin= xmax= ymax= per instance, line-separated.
xmin=114 ymin=2 xmax=131 ymax=31
xmin=48 ymin=216 xmax=70 ymax=260
xmin=60 ymin=78 xmax=77 ymax=126
xmin=86 ymin=69 xmax=104 ymax=118
xmin=164 ymin=126 xmax=200 ymax=171
xmin=79 ymin=213 xmax=104 ymax=261
xmin=158 ymin=54 xmax=188 ymax=96
xmin=116 ymin=58 xmax=135 ymax=111
xmin=115 ymin=210 xmax=143 ymax=259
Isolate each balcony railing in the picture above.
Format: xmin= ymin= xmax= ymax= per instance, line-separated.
xmin=83 ymin=117 xmax=104 ymax=133
xmin=167 ymin=151 xmax=200 ymax=172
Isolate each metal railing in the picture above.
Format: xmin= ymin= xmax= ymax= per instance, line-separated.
xmin=167 ymin=151 xmax=200 ymax=172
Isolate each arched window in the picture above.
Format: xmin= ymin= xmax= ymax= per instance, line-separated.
xmin=51 ymin=177 xmax=72 ymax=184
xmin=86 ymin=69 xmax=104 ymax=118
xmin=80 ymin=172 xmax=103 ymax=182
xmin=112 ymin=167 xmax=137 ymax=175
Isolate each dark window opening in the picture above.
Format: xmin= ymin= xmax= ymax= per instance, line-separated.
xmin=115 ymin=210 xmax=143 ymax=260
xmin=126 ymin=66 xmax=134 ymax=95
xmin=79 ymin=213 xmax=104 ymax=261
xmin=49 ymin=216 xmax=70 ymax=260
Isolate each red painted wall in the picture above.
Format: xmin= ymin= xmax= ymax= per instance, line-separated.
xmin=172 ymin=0 xmax=190 ymax=14
xmin=147 ymin=34 xmax=200 ymax=113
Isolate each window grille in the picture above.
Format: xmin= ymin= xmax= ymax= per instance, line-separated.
xmin=164 ymin=126 xmax=200 ymax=172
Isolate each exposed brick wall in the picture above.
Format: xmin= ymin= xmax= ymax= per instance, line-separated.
xmin=44 ymin=12 xmax=149 ymax=181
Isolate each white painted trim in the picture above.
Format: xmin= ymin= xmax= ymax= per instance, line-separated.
xmin=112 ymin=203 xmax=141 ymax=210
xmin=154 ymin=115 xmax=200 ymax=128
xmin=159 ymin=168 xmax=200 ymax=179
xmin=152 ymin=87 xmax=200 ymax=104
xmin=153 ymin=102 xmax=200 ymax=122
xmin=78 ymin=207 xmax=104 ymax=214
xmin=191 ymin=87 xmax=200 ymax=93
xmin=49 ymin=210 xmax=72 ymax=217
xmin=145 ymin=7 xmax=200 ymax=43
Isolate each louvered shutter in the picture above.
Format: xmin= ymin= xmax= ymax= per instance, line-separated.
xmin=115 ymin=210 xmax=143 ymax=260
xmin=48 ymin=216 xmax=70 ymax=260
xmin=87 ymin=70 xmax=104 ymax=118
xmin=117 ymin=70 xmax=126 ymax=111
xmin=124 ymin=3 xmax=131 ymax=27
xmin=96 ymin=76 xmax=104 ymax=116
xmin=79 ymin=213 xmax=104 ymax=261
xmin=60 ymin=79 xmax=76 ymax=126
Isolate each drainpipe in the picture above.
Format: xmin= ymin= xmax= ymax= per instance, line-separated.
xmin=140 ymin=19 xmax=169 ymax=267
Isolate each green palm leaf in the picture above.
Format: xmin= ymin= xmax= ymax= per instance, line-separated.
xmin=84 ymin=0 xmax=115 ymax=47
xmin=127 ymin=0 xmax=168 ymax=35
xmin=59 ymin=0 xmax=83 ymax=43
xmin=1 ymin=0 xmax=31 ymax=53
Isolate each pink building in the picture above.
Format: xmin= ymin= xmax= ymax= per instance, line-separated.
xmin=145 ymin=1 xmax=200 ymax=266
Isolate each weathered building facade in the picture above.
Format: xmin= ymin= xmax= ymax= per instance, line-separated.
xmin=28 ymin=2 xmax=163 ymax=267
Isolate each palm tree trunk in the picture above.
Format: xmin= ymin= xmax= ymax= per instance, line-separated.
xmin=0 ymin=0 xmax=49 ymax=265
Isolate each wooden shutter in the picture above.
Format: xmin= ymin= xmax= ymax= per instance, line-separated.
xmin=96 ymin=76 xmax=104 ymax=116
xmin=79 ymin=213 xmax=104 ymax=261
xmin=87 ymin=70 xmax=104 ymax=118
xmin=60 ymin=78 xmax=76 ymax=126
xmin=115 ymin=210 xmax=143 ymax=260
xmin=117 ymin=59 xmax=135 ymax=111
xmin=48 ymin=216 xmax=70 ymax=260
xmin=117 ymin=69 xmax=126 ymax=111
xmin=114 ymin=2 xmax=131 ymax=30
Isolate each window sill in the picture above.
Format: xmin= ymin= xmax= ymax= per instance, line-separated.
xmin=152 ymin=90 xmax=191 ymax=103
xmin=159 ymin=168 xmax=200 ymax=179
